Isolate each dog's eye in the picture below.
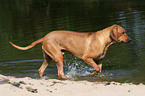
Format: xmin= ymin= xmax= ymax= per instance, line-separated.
xmin=122 ymin=32 xmax=125 ymax=34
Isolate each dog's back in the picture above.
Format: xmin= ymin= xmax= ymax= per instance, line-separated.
xmin=43 ymin=31 xmax=93 ymax=57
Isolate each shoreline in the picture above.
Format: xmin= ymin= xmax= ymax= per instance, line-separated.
xmin=0 ymin=74 xmax=145 ymax=96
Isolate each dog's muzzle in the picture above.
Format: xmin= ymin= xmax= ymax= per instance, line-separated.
xmin=126 ymin=38 xmax=132 ymax=43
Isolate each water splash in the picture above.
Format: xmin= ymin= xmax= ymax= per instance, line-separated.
xmin=64 ymin=58 xmax=94 ymax=78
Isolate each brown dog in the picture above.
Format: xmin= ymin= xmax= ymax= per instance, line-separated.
xmin=9 ymin=24 xmax=131 ymax=79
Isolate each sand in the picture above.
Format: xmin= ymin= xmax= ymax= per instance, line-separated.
xmin=0 ymin=74 xmax=145 ymax=96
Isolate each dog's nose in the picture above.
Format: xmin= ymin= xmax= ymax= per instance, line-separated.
xmin=127 ymin=38 xmax=132 ymax=43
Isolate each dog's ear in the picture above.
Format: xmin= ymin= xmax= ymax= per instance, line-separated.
xmin=110 ymin=28 xmax=118 ymax=41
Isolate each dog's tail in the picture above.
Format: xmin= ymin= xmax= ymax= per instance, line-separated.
xmin=9 ymin=38 xmax=43 ymax=50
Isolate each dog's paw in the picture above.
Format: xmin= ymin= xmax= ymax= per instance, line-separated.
xmin=92 ymin=70 xmax=101 ymax=75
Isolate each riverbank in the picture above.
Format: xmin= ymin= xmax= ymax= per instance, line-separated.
xmin=0 ymin=74 xmax=145 ymax=96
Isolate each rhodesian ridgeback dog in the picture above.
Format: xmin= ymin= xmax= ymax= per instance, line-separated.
xmin=9 ymin=24 xmax=131 ymax=79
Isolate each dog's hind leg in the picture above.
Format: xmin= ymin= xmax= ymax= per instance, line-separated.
xmin=42 ymin=43 xmax=67 ymax=79
xmin=55 ymin=53 xmax=67 ymax=79
xmin=38 ymin=51 xmax=52 ymax=77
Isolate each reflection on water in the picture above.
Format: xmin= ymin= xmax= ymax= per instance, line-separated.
xmin=0 ymin=0 xmax=145 ymax=84
xmin=3 ymin=59 xmax=43 ymax=64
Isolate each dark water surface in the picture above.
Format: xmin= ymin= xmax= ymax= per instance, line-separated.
xmin=0 ymin=0 xmax=145 ymax=84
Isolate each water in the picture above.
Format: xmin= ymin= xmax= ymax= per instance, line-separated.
xmin=0 ymin=0 xmax=145 ymax=84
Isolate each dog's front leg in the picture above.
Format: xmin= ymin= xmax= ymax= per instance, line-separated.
xmin=98 ymin=60 xmax=102 ymax=73
xmin=92 ymin=59 xmax=102 ymax=74
xmin=82 ymin=57 xmax=100 ymax=73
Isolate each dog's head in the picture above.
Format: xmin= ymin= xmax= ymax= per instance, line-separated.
xmin=110 ymin=24 xmax=131 ymax=43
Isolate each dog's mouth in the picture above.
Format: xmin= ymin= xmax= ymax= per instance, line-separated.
xmin=127 ymin=39 xmax=132 ymax=43
xmin=121 ymin=38 xmax=132 ymax=44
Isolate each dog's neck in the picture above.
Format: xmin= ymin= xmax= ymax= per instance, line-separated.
xmin=96 ymin=28 xmax=113 ymax=45
xmin=95 ymin=28 xmax=115 ymax=60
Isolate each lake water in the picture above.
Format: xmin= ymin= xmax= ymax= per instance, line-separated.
xmin=0 ymin=0 xmax=145 ymax=84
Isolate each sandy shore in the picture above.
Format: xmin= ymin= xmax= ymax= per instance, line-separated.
xmin=0 ymin=74 xmax=145 ymax=96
